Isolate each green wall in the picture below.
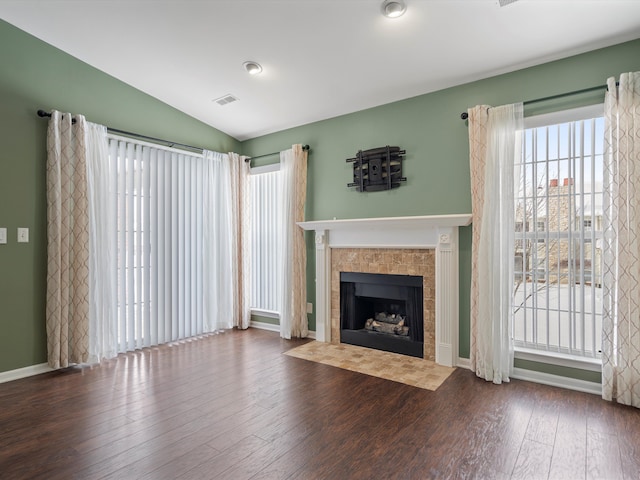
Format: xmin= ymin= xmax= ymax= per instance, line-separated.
xmin=242 ymin=38 xmax=640 ymax=378
xmin=0 ymin=19 xmax=240 ymax=373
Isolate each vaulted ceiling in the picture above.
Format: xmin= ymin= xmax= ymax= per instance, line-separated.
xmin=1 ymin=0 xmax=639 ymax=140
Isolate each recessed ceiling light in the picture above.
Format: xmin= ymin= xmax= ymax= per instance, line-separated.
xmin=243 ymin=61 xmax=263 ymax=75
xmin=381 ymin=0 xmax=407 ymax=18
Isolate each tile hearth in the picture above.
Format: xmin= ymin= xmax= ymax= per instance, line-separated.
xmin=284 ymin=341 xmax=455 ymax=391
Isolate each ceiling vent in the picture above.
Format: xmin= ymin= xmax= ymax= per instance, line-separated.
xmin=214 ymin=94 xmax=239 ymax=106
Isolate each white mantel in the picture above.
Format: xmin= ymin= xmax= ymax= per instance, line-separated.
xmin=298 ymin=214 xmax=472 ymax=367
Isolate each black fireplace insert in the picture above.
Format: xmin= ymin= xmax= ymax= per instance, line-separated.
xmin=340 ymin=272 xmax=423 ymax=358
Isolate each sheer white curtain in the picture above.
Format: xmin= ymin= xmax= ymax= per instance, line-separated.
xmin=203 ymin=150 xmax=235 ymax=332
xmin=468 ymin=103 xmax=523 ymax=384
xmin=278 ymin=144 xmax=308 ymax=339
xmin=86 ymin=122 xmax=117 ymax=363
xmin=46 ymin=111 xmax=100 ymax=368
xmin=602 ymin=71 xmax=640 ymax=407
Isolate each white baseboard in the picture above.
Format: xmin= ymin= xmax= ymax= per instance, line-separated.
xmin=456 ymin=357 xmax=470 ymax=369
xmin=0 ymin=363 xmax=53 ymax=384
xmin=250 ymin=320 xmax=280 ymax=333
xmin=249 ymin=321 xmax=316 ymax=340
xmin=453 ymin=357 xmax=600 ymax=395
xmin=512 ymin=367 xmax=601 ymax=395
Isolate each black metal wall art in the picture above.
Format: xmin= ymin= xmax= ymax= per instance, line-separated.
xmin=347 ymin=146 xmax=407 ymax=192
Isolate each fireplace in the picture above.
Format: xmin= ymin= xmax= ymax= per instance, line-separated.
xmin=340 ymin=272 xmax=423 ymax=358
xmin=297 ymin=214 xmax=472 ymax=367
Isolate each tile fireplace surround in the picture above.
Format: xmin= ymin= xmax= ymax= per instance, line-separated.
xmin=333 ymin=248 xmax=435 ymax=360
xmin=298 ymin=214 xmax=472 ymax=367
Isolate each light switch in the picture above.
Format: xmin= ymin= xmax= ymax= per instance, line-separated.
xmin=0 ymin=228 xmax=6 ymax=244
xmin=17 ymin=227 xmax=29 ymax=243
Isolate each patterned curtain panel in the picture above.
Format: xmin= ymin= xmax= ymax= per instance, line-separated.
xmin=46 ymin=111 xmax=94 ymax=368
xmin=602 ymin=72 xmax=640 ymax=407
xmin=278 ymin=144 xmax=308 ymax=339
xmin=468 ymin=103 xmax=523 ymax=384
xmin=228 ymin=152 xmax=252 ymax=329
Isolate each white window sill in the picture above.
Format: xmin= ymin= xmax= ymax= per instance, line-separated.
xmin=514 ymin=347 xmax=602 ymax=373
xmin=250 ymin=309 xmax=280 ymax=319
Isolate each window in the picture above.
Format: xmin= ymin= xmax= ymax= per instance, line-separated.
xmin=249 ymin=164 xmax=282 ymax=316
xmin=108 ymin=138 xmax=233 ymax=352
xmin=513 ymin=105 xmax=604 ymax=363
xmin=111 ymin=137 xmax=210 ymax=349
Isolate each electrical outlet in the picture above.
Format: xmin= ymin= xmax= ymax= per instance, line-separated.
xmin=17 ymin=227 xmax=29 ymax=243
xmin=0 ymin=228 xmax=6 ymax=244
xmin=307 ymin=302 xmax=313 ymax=314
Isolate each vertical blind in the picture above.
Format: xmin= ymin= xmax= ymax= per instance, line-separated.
xmin=513 ymin=116 xmax=604 ymax=358
xmin=249 ymin=167 xmax=282 ymax=315
xmin=108 ymin=136 xmax=227 ymax=352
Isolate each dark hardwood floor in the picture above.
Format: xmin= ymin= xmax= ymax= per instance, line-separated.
xmin=1 ymin=328 xmax=639 ymax=480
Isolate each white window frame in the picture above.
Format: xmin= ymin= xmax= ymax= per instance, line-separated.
xmin=249 ymin=162 xmax=282 ymax=319
xmin=513 ymin=104 xmax=604 ymax=372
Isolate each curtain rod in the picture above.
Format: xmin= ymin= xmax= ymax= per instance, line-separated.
xmin=245 ymin=144 xmax=310 ymax=162
xmin=459 ymin=83 xmax=612 ymax=120
xmin=38 ymin=110 xmax=311 ymax=159
xmin=37 ymin=110 xmax=205 ymax=152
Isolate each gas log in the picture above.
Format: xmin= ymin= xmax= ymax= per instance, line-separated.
xmin=364 ymin=313 xmax=409 ymax=336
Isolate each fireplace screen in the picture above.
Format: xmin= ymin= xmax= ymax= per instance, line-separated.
xmin=340 ymin=272 xmax=423 ymax=358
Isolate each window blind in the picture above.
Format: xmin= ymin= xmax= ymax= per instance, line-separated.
xmin=249 ymin=167 xmax=282 ymax=315
xmin=108 ymin=137 xmax=222 ymax=352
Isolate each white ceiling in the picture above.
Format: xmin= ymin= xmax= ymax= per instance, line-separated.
xmin=1 ymin=0 xmax=640 ymax=141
